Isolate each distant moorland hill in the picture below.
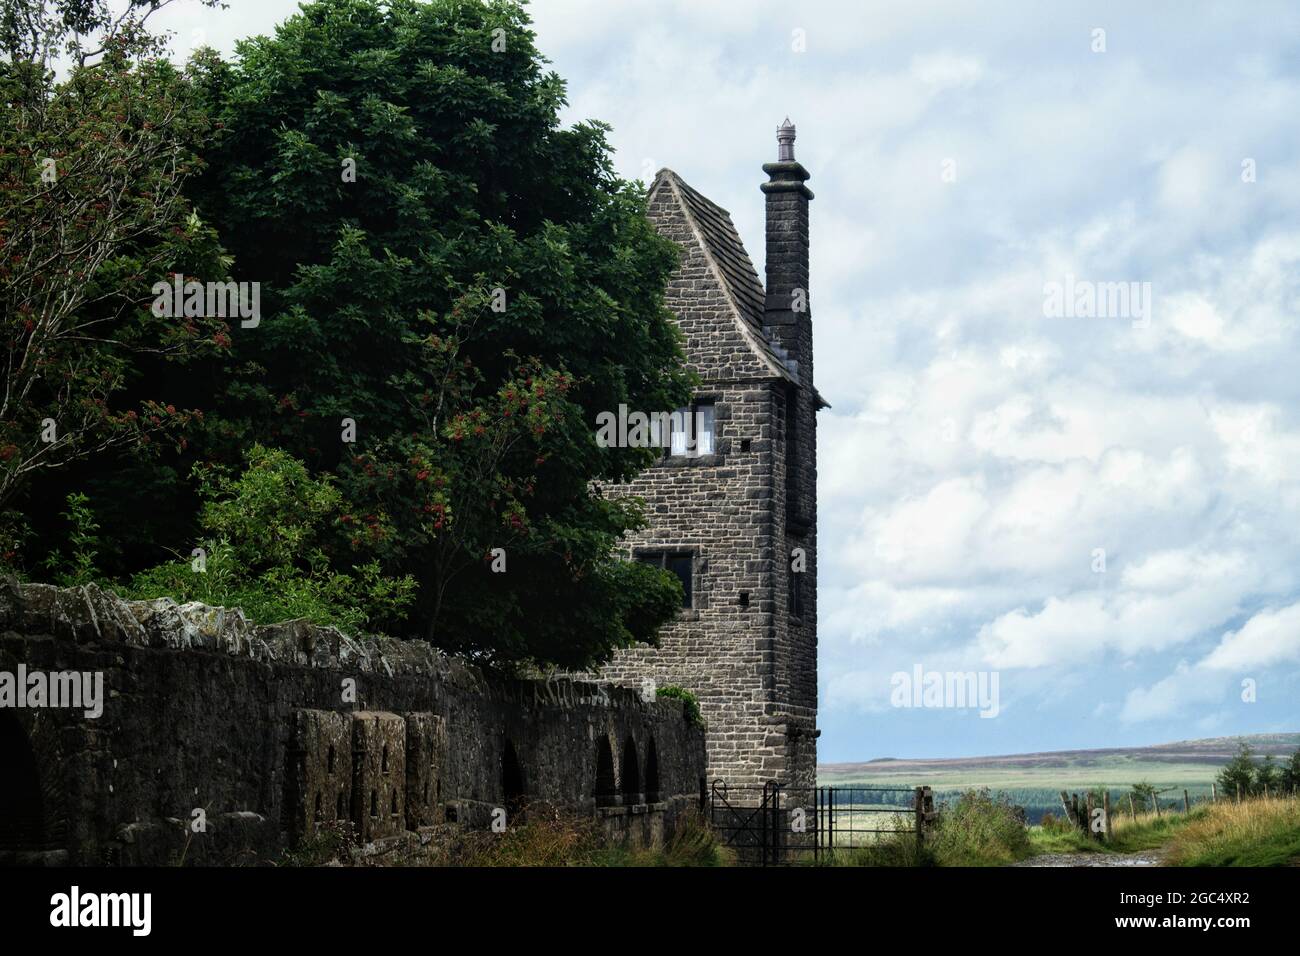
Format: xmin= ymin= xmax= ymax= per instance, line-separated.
xmin=819 ymin=733 xmax=1300 ymax=822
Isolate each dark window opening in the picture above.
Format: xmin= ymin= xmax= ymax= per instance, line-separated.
xmin=370 ymin=790 xmax=378 ymax=818
xmin=335 ymin=792 xmax=344 ymax=820
xmin=791 ymin=568 xmax=804 ymax=618
xmin=644 ymin=739 xmax=660 ymax=803
xmin=621 ymin=737 xmax=641 ymax=801
xmin=637 ymin=551 xmax=694 ymax=609
xmin=381 ymin=744 xmax=389 ymax=773
xmin=327 ymin=745 xmax=335 ymax=774
xmin=313 ymin=792 xmax=323 ymax=822
xmin=391 ymin=790 xmax=399 ymax=815
xmin=502 ymin=739 xmax=526 ymax=816
xmin=0 ymin=714 xmax=45 ymax=852
xmin=595 ymin=736 xmax=617 ymax=807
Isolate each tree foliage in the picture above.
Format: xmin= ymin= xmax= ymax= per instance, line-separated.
xmin=124 ymin=444 xmax=416 ymax=633
xmin=7 ymin=0 xmax=694 ymax=670
xmin=1217 ymin=742 xmax=1261 ymax=799
xmin=0 ymin=0 xmax=228 ymax=561
xmin=175 ymin=0 xmax=693 ymax=667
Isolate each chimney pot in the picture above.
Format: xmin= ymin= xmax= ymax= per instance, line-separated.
xmin=777 ymin=117 xmax=796 ymax=161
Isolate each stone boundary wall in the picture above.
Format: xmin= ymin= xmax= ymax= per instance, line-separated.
xmin=0 ymin=580 xmax=706 ymax=866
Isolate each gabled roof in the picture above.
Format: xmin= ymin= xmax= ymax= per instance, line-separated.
xmin=650 ymin=168 xmax=797 ymax=384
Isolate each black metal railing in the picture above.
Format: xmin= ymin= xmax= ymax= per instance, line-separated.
xmin=707 ymin=780 xmax=934 ymax=865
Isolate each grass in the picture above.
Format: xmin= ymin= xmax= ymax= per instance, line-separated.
xmin=1023 ymin=797 xmax=1300 ymax=866
xmin=1028 ymin=806 xmax=1205 ymax=855
xmin=281 ymin=796 xmax=1300 ymax=868
xmin=279 ymin=805 xmax=729 ymax=867
xmin=1164 ymin=797 xmax=1300 ymax=867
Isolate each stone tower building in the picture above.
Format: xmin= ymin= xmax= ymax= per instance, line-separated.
xmin=599 ymin=120 xmax=825 ymax=789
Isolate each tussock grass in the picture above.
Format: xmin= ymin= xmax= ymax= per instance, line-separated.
xmin=1109 ymin=806 xmax=1206 ymax=851
xmin=824 ymin=815 xmax=935 ymax=867
xmin=1028 ymin=805 xmax=1206 ymax=856
xmin=280 ymin=805 xmax=727 ymax=867
xmin=1165 ymin=797 xmax=1300 ymax=867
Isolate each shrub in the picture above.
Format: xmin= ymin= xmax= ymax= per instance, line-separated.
xmin=123 ymin=445 xmax=415 ymax=634
xmin=656 ymin=685 xmax=704 ymax=727
xmin=1040 ymin=811 xmax=1072 ymax=834
xmin=929 ymin=788 xmax=1032 ymax=866
xmin=41 ymin=493 xmax=102 ymax=587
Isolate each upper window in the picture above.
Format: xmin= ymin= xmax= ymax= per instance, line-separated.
xmin=653 ymin=402 xmax=715 ymax=458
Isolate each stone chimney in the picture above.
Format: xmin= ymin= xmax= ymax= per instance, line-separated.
xmin=761 ymin=118 xmax=813 ymax=368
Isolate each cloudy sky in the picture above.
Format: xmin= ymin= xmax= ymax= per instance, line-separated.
xmin=156 ymin=1 xmax=1300 ymax=761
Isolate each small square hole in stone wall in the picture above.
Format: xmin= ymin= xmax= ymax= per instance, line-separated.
xmin=741 ymin=438 xmax=752 ymax=452
xmin=739 ymin=592 xmax=750 ymax=607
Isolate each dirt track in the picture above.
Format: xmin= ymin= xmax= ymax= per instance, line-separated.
xmin=1011 ymin=852 xmax=1163 ymax=867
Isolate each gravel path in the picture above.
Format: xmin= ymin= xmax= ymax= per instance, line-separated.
xmin=1012 ymin=851 xmax=1163 ymax=867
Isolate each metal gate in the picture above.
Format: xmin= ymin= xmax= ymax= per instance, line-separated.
xmin=706 ymin=779 xmax=934 ymax=865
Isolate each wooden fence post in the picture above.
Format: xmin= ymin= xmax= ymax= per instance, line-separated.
xmin=1059 ymin=790 xmax=1075 ymax=826
xmin=1103 ymin=790 xmax=1112 ymax=841
xmin=913 ymin=787 xmax=924 ymax=853
xmin=1154 ymin=795 xmax=1161 ymax=818
xmin=1183 ymin=789 xmax=1190 ymax=813
xmin=1212 ymin=782 xmax=1217 ymax=803
xmin=1128 ymin=793 xmax=1136 ymax=820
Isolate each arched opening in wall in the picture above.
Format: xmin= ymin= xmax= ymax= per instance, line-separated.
xmin=621 ymin=736 xmax=641 ymax=803
xmin=0 ymin=713 xmax=45 ymax=853
xmin=501 ymin=739 xmax=526 ymax=817
xmin=644 ymin=738 xmax=660 ymax=804
xmin=594 ymin=735 xmax=616 ymax=807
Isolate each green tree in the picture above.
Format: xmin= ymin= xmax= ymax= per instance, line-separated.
xmin=1280 ymin=749 xmax=1300 ymax=795
xmin=125 ymin=444 xmax=416 ymax=634
xmin=188 ymin=0 xmax=692 ymax=667
xmin=1216 ymin=741 xmax=1258 ymax=799
xmin=1254 ymin=754 xmax=1281 ymax=796
xmin=0 ymin=0 xmax=228 ymax=568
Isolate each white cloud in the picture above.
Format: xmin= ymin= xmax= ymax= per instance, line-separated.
xmin=141 ymin=0 xmax=1300 ymax=752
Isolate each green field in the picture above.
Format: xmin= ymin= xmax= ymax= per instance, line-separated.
xmin=818 ymin=733 xmax=1300 ymax=823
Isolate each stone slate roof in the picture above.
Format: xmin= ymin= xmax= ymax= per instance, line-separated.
xmin=652 ymin=169 xmax=797 ymax=384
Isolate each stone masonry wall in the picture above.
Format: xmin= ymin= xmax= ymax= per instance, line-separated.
xmin=598 ymin=171 xmax=818 ymax=790
xmin=0 ymin=580 xmax=705 ymax=866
